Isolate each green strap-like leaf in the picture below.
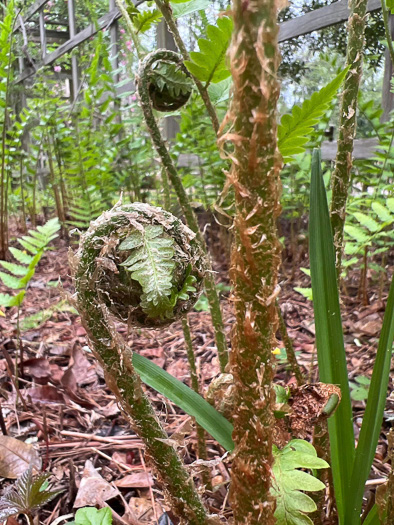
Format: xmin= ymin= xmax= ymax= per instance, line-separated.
xmin=345 ymin=275 xmax=394 ymax=524
xmin=309 ymin=149 xmax=355 ymax=522
xmin=132 ymin=352 xmax=234 ymax=451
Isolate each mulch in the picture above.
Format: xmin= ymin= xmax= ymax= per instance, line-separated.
xmin=0 ymin=228 xmax=392 ymax=524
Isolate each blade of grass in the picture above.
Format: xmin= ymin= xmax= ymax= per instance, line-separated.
xmin=132 ymin=352 xmax=234 ymax=451
xmin=346 ymin=276 xmax=394 ymax=524
xmin=309 ymin=148 xmax=355 ymax=522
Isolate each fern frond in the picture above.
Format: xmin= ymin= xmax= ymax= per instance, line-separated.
xmin=120 ymin=225 xmax=176 ymax=319
xmin=278 ymin=69 xmax=348 ymax=163
xmin=344 ymin=225 xmax=370 ymax=243
xmin=372 ymin=202 xmax=393 ymax=223
xmin=9 ymin=247 xmax=33 ymax=265
xmin=0 ymin=261 xmax=29 ymax=276
xmin=353 ymin=212 xmax=380 ymax=233
xmin=151 ymin=62 xmax=193 ymax=98
xmin=0 ymin=291 xmax=25 ymax=307
xmin=271 ymin=440 xmax=329 ymax=525
xmin=133 ymin=8 xmax=162 ymax=34
xmin=185 ymin=17 xmax=233 ymax=86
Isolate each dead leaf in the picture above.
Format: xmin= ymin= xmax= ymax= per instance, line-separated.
xmin=74 ymin=460 xmax=119 ymax=508
xmin=61 ymin=369 xmax=97 ymax=409
xmin=114 ymin=471 xmax=154 ymax=488
xmin=128 ymin=496 xmax=162 ymax=523
xmin=27 ymin=385 xmax=65 ymax=404
xmin=0 ymin=435 xmax=41 ymax=478
xmin=69 ymin=345 xmax=97 ymax=386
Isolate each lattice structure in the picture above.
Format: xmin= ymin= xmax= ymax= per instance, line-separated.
xmin=13 ymin=0 xmax=394 ymax=155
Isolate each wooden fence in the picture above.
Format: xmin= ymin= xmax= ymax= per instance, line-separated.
xmin=14 ymin=0 xmax=393 ymax=159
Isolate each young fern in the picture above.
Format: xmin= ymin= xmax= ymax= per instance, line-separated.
xmin=278 ymin=69 xmax=348 ymax=163
xmin=184 ymin=17 xmax=233 ymax=87
xmin=0 ymin=218 xmax=60 ymax=308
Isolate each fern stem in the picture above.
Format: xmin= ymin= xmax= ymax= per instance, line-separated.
xmin=225 ymin=0 xmax=282 ymax=522
xmin=115 ymin=0 xmax=143 ymax=60
xmin=182 ymin=316 xmax=211 ymax=488
xmin=153 ymin=0 xmax=220 ymax=134
xmin=276 ymin=302 xmax=304 ymax=385
xmin=72 ymin=213 xmax=215 ymax=525
xmin=330 ymin=0 xmax=368 ymax=274
xmin=137 ymin=49 xmax=229 ymax=372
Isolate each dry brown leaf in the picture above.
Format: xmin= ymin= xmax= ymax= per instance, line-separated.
xmin=74 ymin=460 xmax=119 ymax=508
xmin=114 ymin=471 xmax=154 ymax=488
xmin=27 ymin=385 xmax=65 ymax=404
xmin=0 ymin=435 xmax=41 ymax=479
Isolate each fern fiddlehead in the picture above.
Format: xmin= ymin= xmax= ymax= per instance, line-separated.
xmin=71 ymin=202 xmax=216 ymax=525
xmin=137 ymin=49 xmax=229 ymax=371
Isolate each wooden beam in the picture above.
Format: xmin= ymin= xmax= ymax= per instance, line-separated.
xmin=14 ymin=0 xmax=50 ymax=29
xmin=15 ymin=8 xmax=122 ymax=84
xmin=39 ymin=9 xmax=47 ymax=59
xmin=321 ymin=137 xmax=379 ymax=160
xmin=278 ymin=0 xmax=381 ymax=42
xmin=67 ymin=0 xmax=80 ymax=100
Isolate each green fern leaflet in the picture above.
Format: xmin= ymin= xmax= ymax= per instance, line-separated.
xmin=278 ymin=68 xmax=348 ymax=163
xmin=185 ymin=17 xmax=233 ymax=86
xmin=271 ymin=439 xmax=329 ymax=525
xmin=120 ymin=225 xmax=176 ymax=319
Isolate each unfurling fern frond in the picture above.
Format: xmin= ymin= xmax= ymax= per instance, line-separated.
xmin=75 ymin=203 xmax=205 ymax=328
xmin=185 ymin=17 xmax=233 ymax=86
xmin=120 ymin=225 xmax=176 ymax=319
xmin=271 ymin=440 xmax=329 ymax=525
xmin=150 ymin=62 xmax=193 ymax=98
xmin=278 ymin=69 xmax=348 ymax=163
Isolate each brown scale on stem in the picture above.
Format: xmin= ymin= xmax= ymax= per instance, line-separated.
xmin=220 ymin=0 xmax=282 ymax=523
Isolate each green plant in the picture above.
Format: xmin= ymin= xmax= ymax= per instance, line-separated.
xmin=67 ymin=507 xmax=112 ymax=525
xmin=349 ymin=375 xmax=371 ymax=401
xmin=310 ymin=149 xmax=394 ymax=524
xmin=0 ymin=467 xmax=61 ymax=524
xmin=0 ymin=218 xmax=60 ymax=309
xmin=271 ymin=440 xmax=329 ymax=525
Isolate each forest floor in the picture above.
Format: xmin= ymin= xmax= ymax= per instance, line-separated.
xmin=0 ymin=223 xmax=393 ymax=525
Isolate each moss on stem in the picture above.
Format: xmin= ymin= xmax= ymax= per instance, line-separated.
xmin=71 ymin=203 xmax=217 ymax=525
xmin=223 ymin=0 xmax=282 ymax=522
xmin=330 ymin=0 xmax=368 ymax=274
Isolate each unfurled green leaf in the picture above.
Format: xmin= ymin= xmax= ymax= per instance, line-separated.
xmin=310 ymin=150 xmax=355 ymax=522
xmin=132 ymin=352 xmax=234 ymax=451
xmin=172 ymin=0 xmax=210 ymax=18
xmin=371 ymin=201 xmax=393 ymax=223
xmin=133 ymin=8 xmax=162 ymax=34
xmin=278 ymin=69 xmax=348 ymax=162
xmin=8 ymin=247 xmax=33 ymax=265
xmin=271 ymin=439 xmax=329 ymax=525
xmin=185 ymin=17 xmax=233 ymax=86
xmin=0 ymin=290 xmax=25 ymax=307
xmin=0 ymin=466 xmax=61 ymax=520
xmin=74 ymin=507 xmax=112 ymax=525
xmin=353 ymin=212 xmax=380 ymax=232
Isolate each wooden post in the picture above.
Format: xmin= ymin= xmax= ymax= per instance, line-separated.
xmin=39 ymin=8 xmax=47 ymax=59
xmin=382 ymin=13 xmax=394 ymax=121
xmin=156 ymin=20 xmax=179 ymax=140
xmin=109 ymin=0 xmax=120 ymax=83
xmin=67 ymin=0 xmax=80 ymax=100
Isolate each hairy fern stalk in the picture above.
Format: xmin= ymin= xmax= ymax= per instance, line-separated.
xmin=224 ymin=0 xmax=282 ymax=523
xmin=71 ymin=202 xmax=219 ymax=525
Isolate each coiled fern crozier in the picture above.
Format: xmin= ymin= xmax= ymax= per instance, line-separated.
xmin=71 ymin=202 xmax=219 ymax=525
